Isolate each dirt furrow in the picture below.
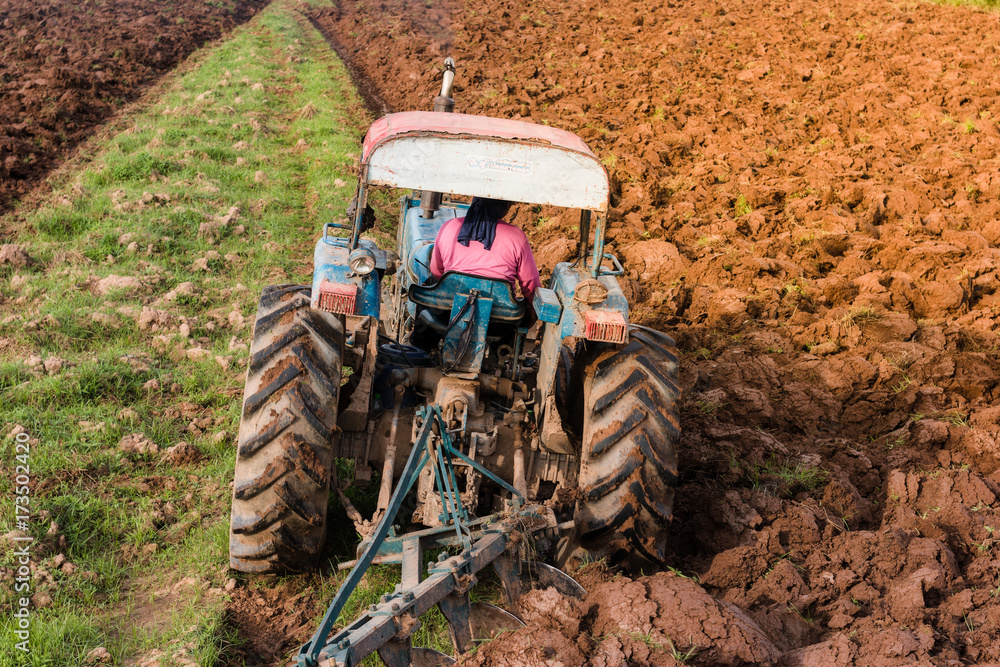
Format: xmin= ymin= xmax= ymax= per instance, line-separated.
xmin=0 ymin=0 xmax=270 ymax=216
xmin=307 ymin=0 xmax=1000 ymax=663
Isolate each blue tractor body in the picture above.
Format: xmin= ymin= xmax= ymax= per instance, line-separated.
xmin=225 ymin=65 xmax=679 ymax=667
xmin=311 ymin=192 xmax=632 ymax=390
xmin=310 ymin=233 xmax=384 ymax=319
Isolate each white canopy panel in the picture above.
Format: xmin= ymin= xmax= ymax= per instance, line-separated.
xmin=362 ymin=112 xmax=609 ymax=212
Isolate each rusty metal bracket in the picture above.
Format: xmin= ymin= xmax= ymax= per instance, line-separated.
xmin=341 ymin=316 xmax=379 ymax=432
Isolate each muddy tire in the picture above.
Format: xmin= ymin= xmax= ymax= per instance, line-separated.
xmin=573 ymin=326 xmax=681 ymax=564
xmin=554 ymin=338 xmax=584 ymax=437
xmin=229 ymin=284 xmax=343 ymax=573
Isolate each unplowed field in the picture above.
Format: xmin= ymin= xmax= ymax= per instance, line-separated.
xmin=0 ymin=0 xmax=269 ymax=214
xmin=309 ymin=0 xmax=1000 ymax=663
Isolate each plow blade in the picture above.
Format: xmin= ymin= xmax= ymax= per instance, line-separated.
xmin=520 ymin=561 xmax=586 ymax=600
xmin=377 ymin=643 xmax=456 ymax=667
xmin=439 ymin=596 xmax=525 ymax=654
xmin=469 ymin=602 xmax=524 ymax=641
xmin=411 ymin=648 xmax=456 ymax=666
xmin=493 ymin=556 xmax=587 ymax=611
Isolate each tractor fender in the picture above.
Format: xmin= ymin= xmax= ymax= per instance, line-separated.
xmin=548 ymin=261 xmax=629 ymax=339
xmin=311 ymin=236 xmax=382 ymax=318
xmin=535 ymin=261 xmax=629 ymax=425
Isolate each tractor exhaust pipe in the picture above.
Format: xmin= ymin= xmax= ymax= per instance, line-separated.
xmin=421 ymin=57 xmax=456 ymax=219
xmin=435 ymin=57 xmax=456 ymax=109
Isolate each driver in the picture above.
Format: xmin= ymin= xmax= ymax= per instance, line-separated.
xmin=428 ymin=197 xmax=541 ymax=308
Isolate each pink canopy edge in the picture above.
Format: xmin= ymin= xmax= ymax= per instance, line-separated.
xmin=361 ymin=111 xmax=597 ymax=164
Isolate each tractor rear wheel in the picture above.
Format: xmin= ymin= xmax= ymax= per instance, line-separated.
xmin=571 ymin=326 xmax=681 ymax=564
xmin=229 ymin=284 xmax=343 ymax=573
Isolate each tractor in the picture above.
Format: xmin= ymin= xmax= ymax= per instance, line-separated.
xmin=228 ymin=59 xmax=681 ymax=666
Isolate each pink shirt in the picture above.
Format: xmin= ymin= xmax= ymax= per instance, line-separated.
xmin=429 ymin=217 xmax=541 ymax=306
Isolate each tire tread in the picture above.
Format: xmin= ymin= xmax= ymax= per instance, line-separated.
xmin=573 ymin=326 xmax=680 ymax=563
xmin=229 ymin=284 xmax=343 ymax=573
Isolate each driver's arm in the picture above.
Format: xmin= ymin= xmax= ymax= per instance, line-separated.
xmin=429 ymin=226 xmax=446 ymax=279
xmin=516 ymin=235 xmax=541 ymax=307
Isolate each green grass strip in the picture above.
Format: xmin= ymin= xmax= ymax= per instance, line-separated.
xmin=0 ymin=0 xmax=371 ymax=664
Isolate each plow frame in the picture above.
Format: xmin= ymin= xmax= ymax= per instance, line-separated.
xmin=297 ymin=404 xmax=538 ymax=667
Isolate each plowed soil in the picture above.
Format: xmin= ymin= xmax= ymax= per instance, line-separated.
xmin=308 ymin=0 xmax=1000 ymax=663
xmin=0 ymin=0 xmax=269 ymax=214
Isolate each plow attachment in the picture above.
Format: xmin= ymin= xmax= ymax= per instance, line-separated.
xmin=297 ymin=404 xmax=585 ymax=667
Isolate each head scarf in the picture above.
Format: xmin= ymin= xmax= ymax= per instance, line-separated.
xmin=457 ymin=197 xmax=512 ymax=251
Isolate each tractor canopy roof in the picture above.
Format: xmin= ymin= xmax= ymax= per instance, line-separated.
xmin=361 ymin=111 xmax=610 ymax=212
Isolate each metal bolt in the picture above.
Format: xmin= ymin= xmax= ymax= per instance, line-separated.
xmin=403 ymin=591 xmax=414 ymax=602
xmin=438 ymin=552 xmax=447 ymax=562
xmin=338 ymin=639 xmax=350 ymax=649
xmin=369 ymin=604 xmax=378 ymax=612
xmin=391 ymin=603 xmax=400 ymax=613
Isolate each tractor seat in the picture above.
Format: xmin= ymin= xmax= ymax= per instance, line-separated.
xmin=409 ymin=272 xmax=526 ymax=339
xmin=409 ymin=272 xmax=526 ymax=320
